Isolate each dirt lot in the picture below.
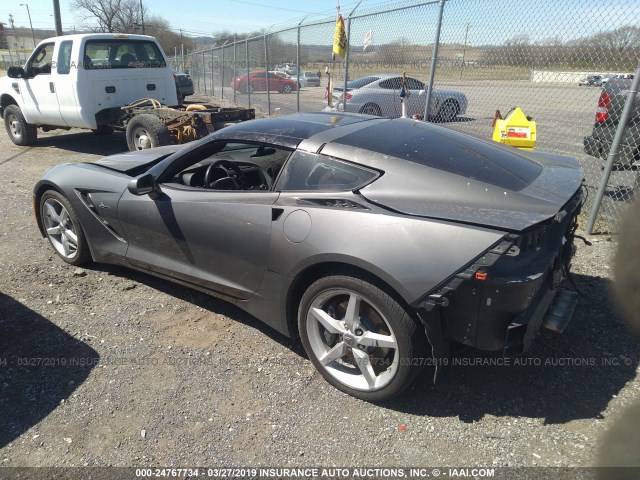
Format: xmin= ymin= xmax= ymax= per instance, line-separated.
xmin=0 ymin=118 xmax=639 ymax=471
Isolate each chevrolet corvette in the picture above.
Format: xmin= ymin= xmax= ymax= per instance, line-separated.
xmin=34 ymin=112 xmax=584 ymax=400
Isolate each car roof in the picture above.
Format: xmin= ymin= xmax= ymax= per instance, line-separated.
xmin=213 ymin=112 xmax=381 ymax=149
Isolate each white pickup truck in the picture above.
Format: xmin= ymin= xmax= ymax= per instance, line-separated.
xmin=0 ymin=33 xmax=254 ymax=150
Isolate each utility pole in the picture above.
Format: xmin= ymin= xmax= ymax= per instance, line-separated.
xmin=460 ymin=23 xmax=470 ymax=80
xmin=139 ymin=0 xmax=145 ymax=34
xmin=20 ymin=4 xmax=36 ymax=48
xmin=53 ymin=0 xmax=62 ymax=36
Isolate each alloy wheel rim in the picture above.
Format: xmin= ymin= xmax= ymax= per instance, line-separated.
xmin=132 ymin=127 xmax=151 ymax=149
xmin=42 ymin=198 xmax=79 ymax=259
xmin=306 ymin=288 xmax=399 ymax=391
xmin=9 ymin=116 xmax=21 ymax=139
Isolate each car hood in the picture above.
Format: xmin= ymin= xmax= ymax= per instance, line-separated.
xmin=92 ymin=145 xmax=182 ymax=174
xmin=359 ymin=151 xmax=583 ymax=232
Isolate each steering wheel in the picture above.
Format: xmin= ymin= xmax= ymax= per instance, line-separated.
xmin=204 ymin=159 xmax=245 ymax=190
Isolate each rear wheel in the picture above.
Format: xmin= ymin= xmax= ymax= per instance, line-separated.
xmin=435 ymin=99 xmax=460 ymax=122
xmin=359 ymin=103 xmax=381 ymax=116
xmin=298 ymin=274 xmax=427 ymax=401
xmin=126 ymin=114 xmax=171 ymax=151
xmin=40 ymin=190 xmax=91 ymax=266
xmin=4 ymin=104 xmax=37 ymax=146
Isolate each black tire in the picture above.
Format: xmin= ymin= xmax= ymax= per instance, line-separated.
xmin=4 ymin=104 xmax=37 ymax=146
xmin=359 ymin=103 xmax=381 ymax=116
xmin=435 ymin=99 xmax=460 ymax=123
xmin=40 ymin=190 xmax=91 ymax=266
xmin=298 ymin=273 xmax=428 ymax=402
xmin=92 ymin=125 xmax=114 ymax=135
xmin=248 ymin=83 xmax=255 ymax=94
xmin=126 ymin=114 xmax=171 ymax=151
xmin=282 ymin=84 xmax=293 ymax=94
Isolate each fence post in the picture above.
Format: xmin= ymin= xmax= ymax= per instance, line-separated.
xmin=343 ymin=1 xmax=362 ymax=112
xmin=221 ymin=45 xmax=225 ymax=99
xmin=246 ymin=37 xmax=251 ymax=108
xmin=296 ymin=25 xmax=301 ymax=112
xmin=210 ymin=48 xmax=215 ymax=96
xmin=265 ymin=34 xmax=271 ymax=115
xmin=233 ymin=35 xmax=237 ymax=103
xmin=203 ymin=50 xmax=207 ymax=95
xmin=585 ymin=62 xmax=640 ymax=234
xmin=423 ymin=0 xmax=446 ymax=120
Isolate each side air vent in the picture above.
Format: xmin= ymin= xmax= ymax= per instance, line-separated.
xmin=297 ymin=198 xmax=369 ymax=209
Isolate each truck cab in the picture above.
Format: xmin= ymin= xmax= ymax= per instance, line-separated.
xmin=1 ymin=33 xmax=178 ymax=145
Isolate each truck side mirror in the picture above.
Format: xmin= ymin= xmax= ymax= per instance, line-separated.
xmin=128 ymin=173 xmax=160 ymax=198
xmin=7 ymin=66 xmax=26 ymax=79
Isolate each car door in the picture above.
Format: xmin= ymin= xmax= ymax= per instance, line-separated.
xmin=405 ymin=77 xmax=427 ymax=116
xmin=251 ymin=72 xmax=266 ymax=91
xmin=19 ymin=42 xmax=67 ymax=125
xmin=117 ymin=141 xmax=283 ymax=300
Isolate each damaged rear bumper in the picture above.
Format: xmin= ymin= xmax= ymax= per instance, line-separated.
xmin=414 ymin=188 xmax=583 ymax=356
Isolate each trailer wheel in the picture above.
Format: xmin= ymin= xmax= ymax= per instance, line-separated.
xmin=126 ymin=114 xmax=171 ymax=151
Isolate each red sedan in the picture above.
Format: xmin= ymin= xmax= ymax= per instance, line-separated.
xmin=231 ymin=71 xmax=298 ymax=94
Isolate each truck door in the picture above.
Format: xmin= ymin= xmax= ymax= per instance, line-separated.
xmin=20 ymin=42 xmax=66 ymax=126
xmin=54 ymin=40 xmax=80 ymax=126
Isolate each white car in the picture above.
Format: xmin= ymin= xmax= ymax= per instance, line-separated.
xmin=331 ymin=74 xmax=468 ymax=122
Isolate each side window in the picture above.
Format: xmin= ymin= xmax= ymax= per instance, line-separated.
xmin=84 ymin=40 xmax=166 ymax=69
xmin=406 ymin=77 xmax=424 ymax=90
xmin=379 ymin=78 xmax=402 ymax=89
xmin=57 ymin=40 xmax=73 ymax=75
xmin=28 ymin=43 xmax=54 ymax=76
xmin=253 ymin=72 xmax=266 ymax=78
xmin=277 ymin=151 xmax=379 ymax=191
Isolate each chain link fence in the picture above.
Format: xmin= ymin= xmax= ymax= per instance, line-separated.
xmin=186 ymin=0 xmax=640 ymax=232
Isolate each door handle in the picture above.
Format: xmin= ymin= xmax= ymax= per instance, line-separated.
xmin=49 ymin=82 xmax=55 ymax=93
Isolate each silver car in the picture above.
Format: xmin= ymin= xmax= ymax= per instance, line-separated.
xmin=332 ymin=74 xmax=468 ymax=122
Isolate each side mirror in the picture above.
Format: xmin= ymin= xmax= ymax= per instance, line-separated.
xmin=7 ymin=66 xmax=26 ymax=79
xmin=128 ymin=173 xmax=160 ymax=197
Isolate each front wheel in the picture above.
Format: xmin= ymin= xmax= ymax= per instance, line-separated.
xmin=4 ymin=104 xmax=37 ymax=146
xmin=298 ymin=274 xmax=427 ymax=401
xmin=40 ymin=190 xmax=91 ymax=266
xmin=282 ymin=84 xmax=293 ymax=94
xmin=126 ymin=114 xmax=171 ymax=151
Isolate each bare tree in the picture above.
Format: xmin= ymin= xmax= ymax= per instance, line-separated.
xmin=72 ymin=0 xmax=146 ymax=33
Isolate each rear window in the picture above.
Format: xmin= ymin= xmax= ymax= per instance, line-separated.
xmin=336 ymin=119 xmax=543 ymax=191
xmin=83 ymin=40 xmax=166 ymax=69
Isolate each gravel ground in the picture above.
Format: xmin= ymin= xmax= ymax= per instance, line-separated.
xmin=0 ymin=108 xmax=639 ymax=470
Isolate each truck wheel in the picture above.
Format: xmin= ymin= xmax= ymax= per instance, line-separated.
xmin=126 ymin=114 xmax=171 ymax=151
xmin=4 ymin=104 xmax=37 ymax=146
xmin=92 ymin=125 xmax=114 ymax=135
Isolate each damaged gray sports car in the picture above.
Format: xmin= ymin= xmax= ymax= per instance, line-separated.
xmin=34 ymin=112 xmax=584 ymax=401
